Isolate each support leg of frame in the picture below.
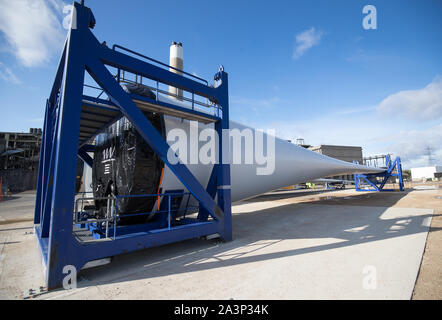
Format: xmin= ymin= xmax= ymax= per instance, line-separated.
xmin=215 ymin=71 xmax=232 ymax=242
xmin=45 ymin=22 xmax=88 ymax=289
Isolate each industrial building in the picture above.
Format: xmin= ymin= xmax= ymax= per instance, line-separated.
xmin=410 ymin=166 xmax=442 ymax=181
xmin=0 ymin=128 xmax=42 ymax=169
xmin=0 ymin=128 xmax=42 ymax=192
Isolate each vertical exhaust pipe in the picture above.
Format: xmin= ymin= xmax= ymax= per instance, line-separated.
xmin=169 ymin=41 xmax=183 ymax=101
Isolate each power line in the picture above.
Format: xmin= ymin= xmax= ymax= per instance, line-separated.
xmin=425 ymin=146 xmax=435 ymax=166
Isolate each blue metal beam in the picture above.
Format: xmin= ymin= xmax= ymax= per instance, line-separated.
xmin=73 ymin=221 xmax=219 ymax=266
xmin=44 ymin=9 xmax=88 ymax=287
xmin=40 ymin=107 xmax=60 ymax=237
xmin=78 ymin=147 xmax=93 ymax=168
xmin=214 ymin=70 xmax=232 ymax=241
xmin=49 ymin=42 xmax=67 ymax=107
xmin=34 ymin=101 xmax=50 ymax=224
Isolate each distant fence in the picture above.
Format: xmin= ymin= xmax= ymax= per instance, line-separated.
xmin=0 ymin=168 xmax=38 ymax=193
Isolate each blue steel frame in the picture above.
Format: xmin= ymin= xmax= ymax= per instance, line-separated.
xmin=354 ymin=155 xmax=404 ymax=192
xmin=34 ymin=2 xmax=232 ymax=289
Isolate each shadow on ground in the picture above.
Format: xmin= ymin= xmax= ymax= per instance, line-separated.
xmin=69 ymin=190 xmax=438 ymax=290
xmin=245 ymin=188 xmax=418 ymax=207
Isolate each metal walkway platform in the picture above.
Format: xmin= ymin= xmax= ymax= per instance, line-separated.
xmin=79 ymin=101 xmax=121 ymax=146
xmin=79 ymin=91 xmax=219 ymax=146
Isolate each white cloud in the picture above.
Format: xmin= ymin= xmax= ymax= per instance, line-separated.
xmin=0 ymin=62 xmax=21 ymax=84
xmin=376 ymin=78 xmax=442 ymax=120
xmin=233 ymin=79 xmax=442 ymax=169
xmin=251 ymin=115 xmax=384 ymax=149
xmin=240 ymin=103 xmax=442 ymax=169
xmin=387 ymin=124 xmax=442 ymax=168
xmin=0 ymin=0 xmax=66 ymax=67
xmin=335 ymin=105 xmax=376 ymax=115
xmin=292 ymin=27 xmax=323 ymax=60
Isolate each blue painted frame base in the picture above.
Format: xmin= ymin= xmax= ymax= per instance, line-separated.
xmin=354 ymin=155 xmax=404 ymax=192
xmin=34 ymin=1 xmax=232 ymax=289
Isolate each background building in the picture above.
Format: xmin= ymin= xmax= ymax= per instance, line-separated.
xmin=0 ymin=128 xmax=42 ymax=192
xmin=410 ymin=166 xmax=442 ymax=181
xmin=0 ymin=128 xmax=42 ymax=165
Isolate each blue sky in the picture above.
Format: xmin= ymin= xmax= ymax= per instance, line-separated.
xmin=0 ymin=0 xmax=441 ymax=168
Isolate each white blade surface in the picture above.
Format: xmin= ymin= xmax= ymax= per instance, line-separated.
xmin=161 ymin=117 xmax=384 ymax=202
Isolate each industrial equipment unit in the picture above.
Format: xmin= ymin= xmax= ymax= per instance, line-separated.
xmin=35 ymin=1 xmax=398 ymax=289
xmin=34 ymin=2 xmax=232 ymax=289
xmin=354 ymin=155 xmax=404 ymax=191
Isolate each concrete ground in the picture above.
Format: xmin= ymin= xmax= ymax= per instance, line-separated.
xmin=0 ymin=185 xmax=440 ymax=300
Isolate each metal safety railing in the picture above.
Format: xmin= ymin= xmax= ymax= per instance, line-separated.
xmin=73 ymin=192 xmax=197 ymax=240
xmin=118 ymin=77 xmax=220 ymax=116
xmin=363 ymin=154 xmax=392 ymax=168
xmin=82 ymin=69 xmax=221 ymax=117
xmin=112 ymin=44 xmax=208 ymax=85
xmin=82 ymin=44 xmax=222 ymax=117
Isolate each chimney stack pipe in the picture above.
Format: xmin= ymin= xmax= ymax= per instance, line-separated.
xmin=169 ymin=42 xmax=183 ymax=100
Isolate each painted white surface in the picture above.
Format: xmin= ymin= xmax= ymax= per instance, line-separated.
xmin=161 ymin=116 xmax=384 ymax=203
xmin=410 ymin=166 xmax=442 ymax=180
xmin=83 ymin=94 xmax=384 ymax=203
xmin=169 ymin=44 xmax=183 ymax=60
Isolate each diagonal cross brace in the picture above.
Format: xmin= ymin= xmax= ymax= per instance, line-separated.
xmin=78 ymin=146 xmax=93 ymax=168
